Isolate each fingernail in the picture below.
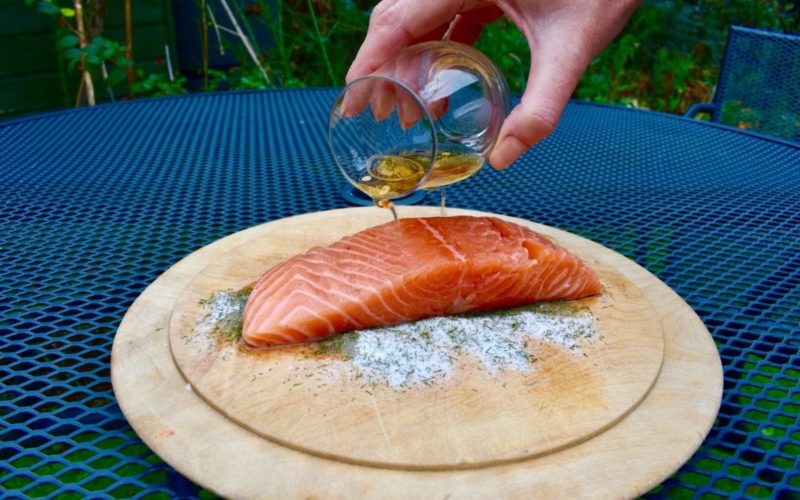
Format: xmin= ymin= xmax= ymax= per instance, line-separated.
xmin=372 ymin=92 xmax=394 ymax=122
xmin=341 ymin=92 xmax=354 ymax=117
xmin=372 ymin=103 xmax=390 ymax=121
xmin=398 ymin=100 xmax=419 ymax=129
xmin=489 ymin=136 xmax=527 ymax=170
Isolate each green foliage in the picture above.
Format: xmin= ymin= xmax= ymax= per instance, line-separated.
xmin=208 ymin=0 xmax=370 ymax=88
xmin=208 ymin=66 xmax=269 ymax=90
xmin=271 ymin=0 xmax=369 ymax=86
xmin=574 ymin=0 xmax=799 ymax=113
xmin=27 ymin=0 xmax=182 ymax=101
xmin=25 ymin=0 xmax=71 ymax=17
xmin=25 ymin=0 xmax=800 ymax=116
xmin=131 ymin=71 xmax=188 ymax=96
xmin=253 ymin=0 xmax=797 ymax=115
xmin=475 ymin=18 xmax=530 ymax=95
xmin=63 ymin=35 xmax=132 ymax=84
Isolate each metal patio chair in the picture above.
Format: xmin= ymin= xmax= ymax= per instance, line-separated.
xmin=685 ymin=25 xmax=800 ymax=142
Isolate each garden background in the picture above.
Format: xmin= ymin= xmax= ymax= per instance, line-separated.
xmin=1 ymin=0 xmax=798 ymax=119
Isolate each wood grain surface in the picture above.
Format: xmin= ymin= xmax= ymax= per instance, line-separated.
xmin=168 ymin=208 xmax=664 ymax=470
xmin=111 ymin=206 xmax=722 ymax=499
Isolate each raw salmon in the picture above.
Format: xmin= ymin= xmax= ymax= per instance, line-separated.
xmin=242 ymin=216 xmax=601 ymax=347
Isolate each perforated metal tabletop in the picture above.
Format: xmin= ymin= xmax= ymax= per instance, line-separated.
xmin=1 ymin=89 xmax=799 ymax=498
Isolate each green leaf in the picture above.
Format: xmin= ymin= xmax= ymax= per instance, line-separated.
xmin=102 ymin=42 xmax=123 ymax=59
xmin=59 ymin=7 xmax=76 ymax=17
xmin=65 ymin=47 xmax=83 ymax=60
xmin=131 ymin=81 xmax=152 ymax=93
xmin=106 ymin=70 xmax=127 ymax=87
xmin=84 ymin=43 xmax=101 ymax=55
xmin=67 ymin=59 xmax=79 ymax=73
xmin=85 ymin=54 xmax=102 ymax=66
xmin=37 ymin=1 xmax=60 ymax=15
xmin=57 ymin=35 xmax=80 ymax=49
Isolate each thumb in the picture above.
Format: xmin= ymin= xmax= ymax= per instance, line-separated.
xmin=489 ymin=43 xmax=590 ymax=170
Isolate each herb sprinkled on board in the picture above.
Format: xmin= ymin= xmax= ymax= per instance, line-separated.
xmin=197 ymin=285 xmax=253 ymax=344
xmin=195 ymin=291 xmax=597 ymax=390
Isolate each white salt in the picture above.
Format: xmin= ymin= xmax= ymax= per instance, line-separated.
xmin=196 ymin=290 xmax=245 ymax=335
xmin=318 ymin=304 xmax=597 ymax=389
xmin=196 ymin=289 xmax=597 ymax=391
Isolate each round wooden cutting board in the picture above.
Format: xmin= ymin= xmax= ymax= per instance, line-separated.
xmin=111 ymin=206 xmax=722 ymax=498
xmin=168 ymin=210 xmax=664 ymax=470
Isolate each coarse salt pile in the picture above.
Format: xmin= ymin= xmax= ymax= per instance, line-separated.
xmin=197 ymin=289 xmax=597 ymax=390
xmin=196 ymin=288 xmax=250 ymax=341
xmin=313 ymin=303 xmax=597 ymax=389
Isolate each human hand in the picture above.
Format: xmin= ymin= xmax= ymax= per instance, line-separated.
xmin=346 ymin=0 xmax=640 ymax=169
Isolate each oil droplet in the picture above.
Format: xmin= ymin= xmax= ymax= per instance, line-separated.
xmin=376 ymin=199 xmax=399 ymax=222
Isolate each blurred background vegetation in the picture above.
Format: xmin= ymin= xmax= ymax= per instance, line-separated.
xmin=1 ymin=0 xmax=798 ymax=118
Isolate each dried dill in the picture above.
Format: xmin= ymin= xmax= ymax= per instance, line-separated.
xmin=311 ymin=331 xmax=357 ymax=359
xmin=195 ymin=286 xmax=597 ymax=390
xmin=197 ymin=284 xmax=253 ymax=344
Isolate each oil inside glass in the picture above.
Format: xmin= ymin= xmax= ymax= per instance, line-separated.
xmin=355 ymin=147 xmax=484 ymax=200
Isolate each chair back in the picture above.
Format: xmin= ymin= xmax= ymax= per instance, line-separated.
xmin=714 ymin=26 xmax=800 ymax=141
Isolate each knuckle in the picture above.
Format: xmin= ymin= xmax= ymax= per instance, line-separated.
xmin=533 ymin=110 xmax=558 ymax=136
xmin=369 ymin=4 xmax=414 ymax=44
xmin=517 ymin=107 xmax=559 ymax=142
xmin=370 ymin=5 xmax=398 ymax=29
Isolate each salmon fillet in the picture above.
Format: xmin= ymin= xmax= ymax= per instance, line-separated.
xmin=242 ymin=216 xmax=601 ymax=347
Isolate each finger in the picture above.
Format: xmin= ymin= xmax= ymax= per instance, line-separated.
xmin=444 ymin=15 xmax=484 ymax=45
xmin=429 ymin=97 xmax=449 ymax=121
xmin=415 ymin=23 xmax=451 ymax=44
xmin=488 ymin=41 xmax=592 ymax=170
xmin=341 ymin=78 xmax=376 ymax=117
xmin=394 ymin=62 xmax=425 ymax=129
xmin=375 ymin=47 xmax=427 ymax=129
xmin=397 ymin=90 xmax=424 ymax=129
xmin=446 ymin=6 xmax=503 ymax=44
xmin=369 ymin=0 xmax=402 ymax=21
xmin=371 ymin=79 xmax=396 ymax=121
xmin=346 ymin=0 xmax=487 ymax=83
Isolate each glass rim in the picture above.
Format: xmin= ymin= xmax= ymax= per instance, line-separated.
xmin=327 ymin=75 xmax=439 ymax=200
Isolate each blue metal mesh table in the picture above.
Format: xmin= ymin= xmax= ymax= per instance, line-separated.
xmin=1 ymin=89 xmax=798 ymax=498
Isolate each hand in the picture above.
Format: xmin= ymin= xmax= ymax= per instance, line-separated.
xmin=347 ymin=0 xmax=640 ymax=169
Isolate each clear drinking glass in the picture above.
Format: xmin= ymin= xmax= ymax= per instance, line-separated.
xmin=328 ymin=41 xmax=510 ymax=201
